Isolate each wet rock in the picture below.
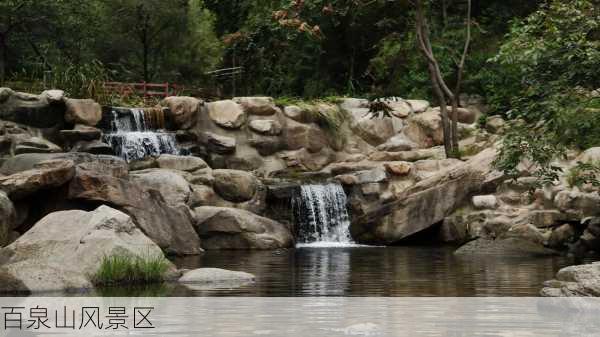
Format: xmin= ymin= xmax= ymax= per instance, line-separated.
xmin=233 ymin=97 xmax=278 ymax=116
xmin=162 ymin=96 xmax=202 ymax=129
xmin=207 ymin=100 xmax=246 ymax=129
xmin=0 ymin=205 xmax=171 ymax=293
xmin=454 ymin=238 xmax=558 ymax=257
xmin=179 ymin=268 xmax=255 ymax=285
xmin=130 ymin=169 xmax=192 ymax=206
xmin=212 ymin=169 xmax=258 ymax=202
xmin=0 ymin=159 xmax=75 ymax=199
xmin=193 ymin=206 xmax=293 ymax=249
xmin=548 ymin=223 xmax=576 ymax=249
xmin=65 ymin=98 xmax=102 ymax=126
xmin=249 ymin=119 xmax=282 ymax=135
xmin=156 ymin=154 xmax=208 ymax=172
xmin=541 ymin=262 xmax=600 ymax=297
xmin=68 ymin=171 xmax=201 ymax=255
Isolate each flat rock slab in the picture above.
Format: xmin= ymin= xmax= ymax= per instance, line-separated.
xmin=179 ymin=268 xmax=255 ymax=284
xmin=454 ymin=238 xmax=558 ymax=257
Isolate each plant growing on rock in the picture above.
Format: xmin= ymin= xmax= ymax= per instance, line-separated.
xmin=93 ymin=253 xmax=170 ymax=286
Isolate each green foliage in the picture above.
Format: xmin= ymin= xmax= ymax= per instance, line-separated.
xmin=93 ymin=253 xmax=170 ymax=286
xmin=567 ymin=161 xmax=600 ymax=189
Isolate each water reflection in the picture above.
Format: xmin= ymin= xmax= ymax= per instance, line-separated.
xmin=170 ymin=246 xmax=586 ymax=297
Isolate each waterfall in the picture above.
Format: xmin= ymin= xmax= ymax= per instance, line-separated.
xmin=102 ymin=108 xmax=178 ymax=161
xmin=292 ymin=183 xmax=356 ymax=247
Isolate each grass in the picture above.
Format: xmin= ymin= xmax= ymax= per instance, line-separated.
xmin=93 ymin=253 xmax=170 ymax=286
xmin=273 ymin=96 xmax=350 ymax=139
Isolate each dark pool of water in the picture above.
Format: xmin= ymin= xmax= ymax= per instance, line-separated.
xmin=129 ymin=245 xmax=585 ymax=297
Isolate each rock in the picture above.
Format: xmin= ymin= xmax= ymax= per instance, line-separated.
xmin=454 ymin=238 xmax=558 ymax=257
xmin=384 ymin=162 xmax=412 ymax=176
xmin=156 ymin=154 xmax=208 ymax=172
xmin=555 ymin=190 xmax=600 ymax=217
xmin=65 ymin=98 xmax=102 ymax=126
xmin=541 ymin=262 xmax=600 ymax=297
xmin=433 ymin=106 xmax=476 ymax=124
xmin=60 ymin=124 xmax=102 ymax=142
xmin=207 ymin=100 xmax=246 ymax=129
xmin=0 ymin=159 xmax=75 ymax=199
xmin=329 ymin=162 xmax=380 ymax=175
xmin=284 ymin=119 xmax=329 ymax=153
xmin=283 ymin=105 xmax=306 ymax=122
xmin=0 ymin=205 xmax=171 ymax=293
xmin=162 ymin=96 xmax=202 ymax=129
xmin=339 ymin=98 xmax=369 ymax=112
xmin=486 ymin=116 xmax=506 ymax=134
xmin=249 ymin=119 xmax=282 ymax=135
xmin=188 ymin=184 xmax=219 ymax=207
xmin=548 ymin=224 xmax=576 ymax=248
xmin=279 ymin=148 xmax=334 ymax=171
xmin=233 ymin=97 xmax=278 ymax=116
xmin=41 ymin=89 xmax=65 ymax=103
xmin=0 ymin=153 xmax=127 ymax=177
xmin=386 ymin=99 xmax=412 ymax=118
xmin=0 ymin=88 xmax=65 ymax=128
xmin=406 ymin=100 xmax=430 ymax=113
xmin=472 ymin=195 xmax=498 ymax=209
xmin=355 ymin=168 xmax=388 ymax=184
xmin=179 ymin=268 xmax=255 ymax=284
xmin=368 ymin=148 xmax=442 ymax=162
xmin=503 ymin=223 xmax=545 ymax=244
xmin=0 ymin=192 xmax=15 ymax=246
xmin=577 ymin=147 xmax=600 ymax=163
xmin=212 ymin=169 xmax=257 ymax=202
xmin=352 ymin=148 xmax=499 ymax=244
xmin=201 ymin=132 xmax=236 ymax=154
xmin=248 ymin=135 xmax=283 ymax=156
xmin=376 ymin=135 xmax=415 ymax=152
xmin=193 ymin=206 xmax=293 ymax=249
xmin=70 ymin=140 xmax=113 ymax=155
xmin=130 ymin=169 xmax=192 ymax=206
xmin=350 ymin=114 xmax=394 ymax=146
xmin=527 ymin=210 xmax=566 ymax=228
xmin=403 ymin=110 xmax=443 ymax=148
xmin=14 ymin=137 xmax=62 ymax=154
xmin=68 ymin=171 xmax=201 ymax=255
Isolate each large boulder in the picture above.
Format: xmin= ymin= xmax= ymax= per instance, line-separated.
xmin=555 ymin=190 xmax=600 ymax=218
xmin=454 ymin=238 xmax=558 ymax=257
xmin=233 ymin=97 xmax=278 ymax=116
xmin=207 ymin=100 xmax=246 ymax=129
xmin=65 ymin=98 xmax=102 ymax=126
xmin=200 ymin=132 xmax=236 ymax=154
xmin=0 ymin=192 xmax=15 ymax=246
xmin=541 ymin=262 xmax=600 ymax=297
xmin=0 ymin=205 xmax=171 ymax=293
xmin=161 ymin=96 xmax=202 ymax=129
xmin=130 ymin=169 xmax=192 ymax=206
xmin=212 ymin=169 xmax=258 ymax=202
xmin=0 ymin=159 xmax=75 ymax=200
xmin=432 ymin=106 xmax=477 ymax=124
xmin=249 ymin=119 xmax=282 ymax=135
xmin=0 ymin=88 xmax=65 ymax=128
xmin=13 ymin=136 xmax=62 ymax=155
xmin=351 ymin=148 xmax=499 ymax=244
xmin=193 ymin=206 xmax=293 ymax=249
xmin=60 ymin=124 xmax=102 ymax=143
xmin=284 ymin=119 xmax=329 ymax=153
xmin=68 ymin=171 xmax=201 ymax=255
xmin=350 ymin=114 xmax=395 ymax=146
xmin=402 ymin=110 xmax=444 ymax=148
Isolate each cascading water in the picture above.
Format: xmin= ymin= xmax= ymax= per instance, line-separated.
xmin=102 ymin=108 xmax=179 ymax=161
xmin=292 ymin=183 xmax=356 ymax=247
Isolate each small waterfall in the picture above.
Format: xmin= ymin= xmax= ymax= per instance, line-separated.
xmin=102 ymin=108 xmax=178 ymax=161
xmin=292 ymin=183 xmax=356 ymax=247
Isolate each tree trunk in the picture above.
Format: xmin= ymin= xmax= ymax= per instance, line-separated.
xmin=0 ymin=33 xmax=6 ymax=85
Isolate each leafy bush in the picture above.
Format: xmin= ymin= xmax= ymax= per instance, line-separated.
xmin=93 ymin=253 xmax=170 ymax=286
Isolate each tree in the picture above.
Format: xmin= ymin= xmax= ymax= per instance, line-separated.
xmin=414 ymin=0 xmax=471 ymax=158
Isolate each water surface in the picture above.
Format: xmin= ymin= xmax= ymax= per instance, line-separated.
xmin=167 ymin=246 xmax=583 ymax=297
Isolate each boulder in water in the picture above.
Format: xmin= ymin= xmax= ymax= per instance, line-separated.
xmin=68 ymin=170 xmax=202 ymax=255
xmin=65 ymin=98 xmax=102 ymax=126
xmin=193 ymin=206 xmax=293 ymax=249
xmin=178 ymin=268 xmax=255 ymax=285
xmin=0 ymin=192 xmax=15 ymax=247
xmin=0 ymin=205 xmax=171 ymax=293
xmin=541 ymin=262 xmax=600 ymax=297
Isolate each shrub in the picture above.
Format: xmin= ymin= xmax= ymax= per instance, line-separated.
xmin=93 ymin=253 xmax=170 ymax=286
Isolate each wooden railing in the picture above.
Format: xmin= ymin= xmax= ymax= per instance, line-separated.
xmin=103 ymin=82 xmax=185 ymax=98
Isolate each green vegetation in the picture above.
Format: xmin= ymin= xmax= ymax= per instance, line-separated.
xmin=567 ymin=162 xmax=600 ymax=189
xmin=93 ymin=253 xmax=170 ymax=286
